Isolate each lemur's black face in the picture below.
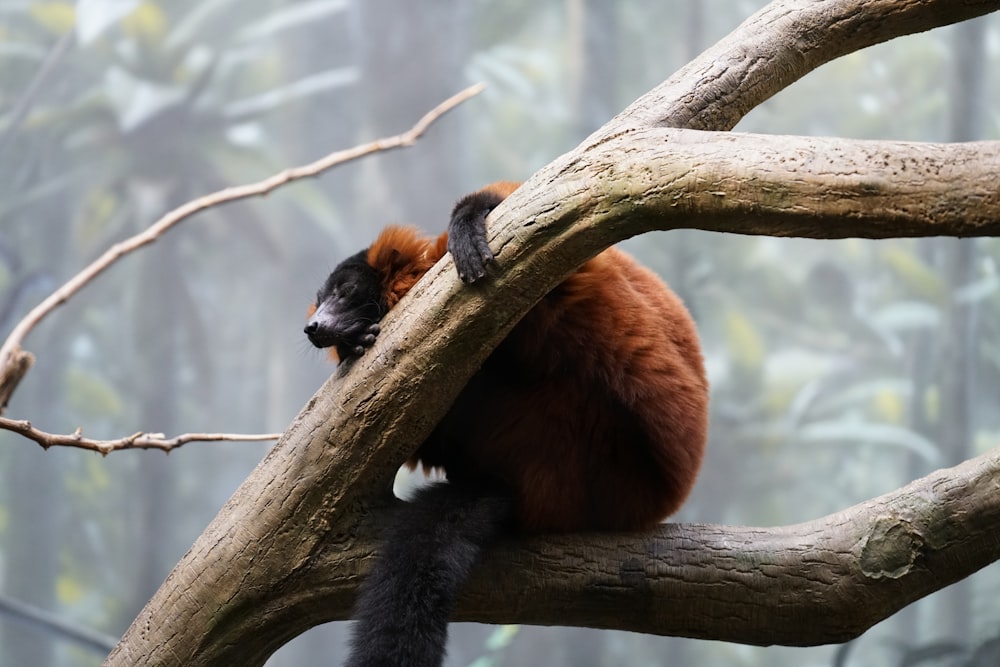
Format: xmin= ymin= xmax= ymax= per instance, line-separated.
xmin=304 ymin=250 xmax=386 ymax=361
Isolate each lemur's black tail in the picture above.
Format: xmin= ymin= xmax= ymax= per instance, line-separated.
xmin=344 ymin=483 xmax=513 ymax=667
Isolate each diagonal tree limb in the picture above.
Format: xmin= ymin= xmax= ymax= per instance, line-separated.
xmin=606 ymin=0 xmax=1000 ymax=133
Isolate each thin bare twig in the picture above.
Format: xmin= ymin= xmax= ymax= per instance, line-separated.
xmin=0 ymin=590 xmax=118 ymax=654
xmin=0 ymin=83 xmax=484 ymax=409
xmin=0 ymin=83 xmax=485 ymax=451
xmin=0 ymin=417 xmax=281 ymax=455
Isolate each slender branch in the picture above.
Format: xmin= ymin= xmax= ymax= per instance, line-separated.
xmin=0 ymin=83 xmax=485 ymax=410
xmin=0 ymin=592 xmax=118 ymax=655
xmin=0 ymin=30 xmax=75 ymax=158
xmin=0 ymin=417 xmax=280 ymax=455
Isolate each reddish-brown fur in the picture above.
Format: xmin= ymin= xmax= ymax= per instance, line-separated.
xmin=363 ymin=184 xmax=708 ymax=533
xmin=366 ymin=226 xmax=447 ymax=308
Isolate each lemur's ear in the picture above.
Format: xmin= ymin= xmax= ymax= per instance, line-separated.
xmin=367 ymin=226 xmax=437 ymax=308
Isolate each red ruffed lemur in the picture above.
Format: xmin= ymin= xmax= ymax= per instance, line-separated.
xmin=304 ymin=181 xmax=709 ymax=667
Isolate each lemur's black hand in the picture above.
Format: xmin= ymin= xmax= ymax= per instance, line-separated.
xmin=448 ymin=189 xmax=505 ymax=283
xmin=339 ymin=322 xmax=381 ymax=359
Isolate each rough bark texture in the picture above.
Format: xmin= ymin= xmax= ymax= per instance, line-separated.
xmin=389 ymin=447 xmax=1000 ymax=645
xmin=105 ymin=0 xmax=1000 ymax=665
xmin=607 ymin=0 xmax=1000 ymax=132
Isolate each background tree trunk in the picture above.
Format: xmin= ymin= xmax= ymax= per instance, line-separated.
xmin=355 ymin=0 xmax=467 ymax=228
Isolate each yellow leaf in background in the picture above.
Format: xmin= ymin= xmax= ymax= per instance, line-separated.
xmin=66 ymin=368 xmax=124 ymax=418
xmin=29 ymin=2 xmax=76 ymax=35
xmin=882 ymin=246 xmax=946 ymax=304
xmin=121 ymin=2 xmax=167 ymax=42
xmin=924 ymin=386 xmax=940 ymax=423
xmin=764 ymin=383 xmax=796 ymax=416
xmin=57 ymin=575 xmax=85 ymax=605
xmin=86 ymin=456 xmax=111 ymax=493
xmin=872 ymin=387 xmax=904 ymax=424
xmin=77 ymin=190 xmax=120 ymax=248
xmin=65 ymin=455 xmax=112 ymax=496
xmin=724 ymin=309 xmax=765 ymax=370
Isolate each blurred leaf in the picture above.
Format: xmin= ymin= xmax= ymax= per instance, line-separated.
xmin=66 ymin=456 xmax=111 ymax=498
xmin=882 ymin=246 xmax=946 ymax=303
xmin=466 ymin=625 xmax=520 ymax=667
xmin=923 ymin=386 xmax=939 ymax=423
xmin=787 ymin=376 xmax=909 ymax=426
xmin=471 ymin=43 xmax=563 ymax=101
xmin=869 ymin=300 xmax=940 ymax=334
xmin=768 ymin=350 xmax=834 ymax=418
xmin=954 ymin=272 xmax=999 ymax=304
xmin=724 ymin=309 xmax=765 ymax=370
xmin=200 ymin=140 xmax=342 ymax=249
xmin=164 ymin=0 xmax=240 ymax=50
xmin=0 ymin=42 xmax=49 ymax=61
xmin=76 ymin=188 xmax=123 ymax=247
xmin=237 ymin=0 xmax=348 ymax=42
xmin=799 ymin=418 xmax=940 ymax=463
xmin=103 ymin=65 xmax=186 ymax=131
xmin=806 ymin=261 xmax=854 ymax=315
xmin=224 ymin=67 xmax=358 ymax=119
xmin=484 ymin=625 xmax=519 ymax=651
xmin=278 ymin=180 xmax=343 ymax=238
xmin=56 ymin=574 xmax=86 ymax=604
xmin=872 ymin=386 xmax=905 ymax=424
xmin=0 ymin=166 xmax=94 ymax=219
xmin=896 ymin=641 xmax=965 ymax=667
xmin=76 ymin=0 xmax=141 ymax=45
xmin=84 ymin=457 xmax=111 ymax=492
xmin=119 ymin=1 xmax=167 ymax=43
xmin=28 ymin=2 xmax=76 ymax=35
xmin=65 ymin=368 xmax=124 ymax=418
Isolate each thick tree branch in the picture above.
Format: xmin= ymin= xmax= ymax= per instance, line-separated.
xmin=458 ymin=446 xmax=1000 ymax=643
xmin=608 ymin=0 xmax=1000 ymax=132
xmin=109 ymin=445 xmax=1000 ymax=665
xmin=306 ymin=445 xmax=1000 ymax=645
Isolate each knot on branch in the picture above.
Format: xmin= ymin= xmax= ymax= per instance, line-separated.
xmin=858 ymin=515 xmax=925 ymax=580
xmin=0 ymin=346 xmax=35 ymax=413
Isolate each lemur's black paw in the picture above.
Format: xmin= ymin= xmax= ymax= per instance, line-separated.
xmin=449 ymin=232 xmax=494 ymax=284
xmin=448 ymin=190 xmax=504 ymax=284
xmin=339 ymin=322 xmax=381 ymax=359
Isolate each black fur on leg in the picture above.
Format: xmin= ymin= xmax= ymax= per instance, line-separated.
xmin=344 ymin=483 xmax=513 ymax=667
xmin=447 ymin=189 xmax=505 ymax=284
